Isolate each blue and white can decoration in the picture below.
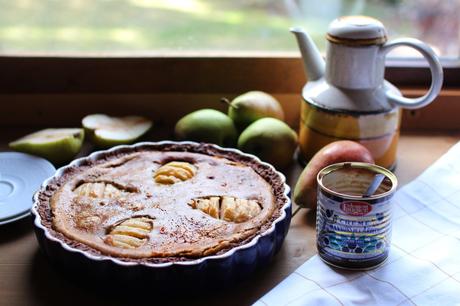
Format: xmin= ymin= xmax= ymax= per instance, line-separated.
xmin=316 ymin=162 xmax=397 ymax=270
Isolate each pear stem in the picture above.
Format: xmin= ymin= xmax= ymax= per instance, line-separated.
xmin=220 ymin=97 xmax=238 ymax=110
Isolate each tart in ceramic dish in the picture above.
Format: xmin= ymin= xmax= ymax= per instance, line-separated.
xmin=32 ymin=141 xmax=291 ymax=287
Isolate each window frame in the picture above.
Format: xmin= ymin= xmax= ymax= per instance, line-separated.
xmin=0 ymin=55 xmax=458 ymax=131
xmin=0 ymin=55 xmax=458 ymax=94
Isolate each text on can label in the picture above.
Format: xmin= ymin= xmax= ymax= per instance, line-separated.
xmin=340 ymin=201 xmax=372 ymax=216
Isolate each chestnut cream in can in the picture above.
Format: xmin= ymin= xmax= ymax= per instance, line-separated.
xmin=316 ymin=162 xmax=397 ymax=270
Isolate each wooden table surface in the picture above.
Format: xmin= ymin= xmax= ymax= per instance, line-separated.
xmin=0 ymin=129 xmax=459 ymax=306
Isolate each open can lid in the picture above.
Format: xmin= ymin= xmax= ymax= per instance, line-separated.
xmin=327 ymin=16 xmax=388 ymax=46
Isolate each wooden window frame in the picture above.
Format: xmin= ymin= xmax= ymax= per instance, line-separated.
xmin=0 ymin=55 xmax=459 ymax=130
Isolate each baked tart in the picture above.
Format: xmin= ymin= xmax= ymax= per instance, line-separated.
xmin=33 ymin=142 xmax=291 ymax=265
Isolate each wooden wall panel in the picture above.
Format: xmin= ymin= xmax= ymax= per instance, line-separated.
xmin=0 ymin=56 xmax=458 ymax=130
xmin=0 ymin=93 xmax=302 ymax=128
xmin=0 ymin=90 xmax=458 ymax=130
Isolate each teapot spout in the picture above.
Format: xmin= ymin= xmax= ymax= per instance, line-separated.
xmin=290 ymin=27 xmax=325 ymax=81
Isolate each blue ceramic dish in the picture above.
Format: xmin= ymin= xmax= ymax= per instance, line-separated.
xmin=31 ymin=141 xmax=291 ymax=290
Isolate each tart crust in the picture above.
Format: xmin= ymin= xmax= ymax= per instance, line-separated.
xmin=36 ymin=143 xmax=286 ymax=262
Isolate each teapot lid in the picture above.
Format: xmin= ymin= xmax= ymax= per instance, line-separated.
xmin=327 ymin=16 xmax=387 ymax=46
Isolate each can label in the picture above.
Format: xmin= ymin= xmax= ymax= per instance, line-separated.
xmin=340 ymin=201 xmax=372 ymax=216
xmin=316 ymin=190 xmax=392 ymax=267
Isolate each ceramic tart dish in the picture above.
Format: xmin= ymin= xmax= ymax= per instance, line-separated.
xmin=31 ymin=141 xmax=291 ymax=290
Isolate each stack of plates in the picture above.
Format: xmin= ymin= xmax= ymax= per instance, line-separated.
xmin=0 ymin=152 xmax=55 ymax=225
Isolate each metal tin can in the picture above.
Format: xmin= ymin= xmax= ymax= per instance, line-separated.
xmin=316 ymin=162 xmax=397 ymax=270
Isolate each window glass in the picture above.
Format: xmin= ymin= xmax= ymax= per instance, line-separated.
xmin=1 ymin=0 xmax=458 ymax=58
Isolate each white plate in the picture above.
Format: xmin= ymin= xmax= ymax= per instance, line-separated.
xmin=0 ymin=152 xmax=55 ymax=222
xmin=0 ymin=211 xmax=31 ymax=226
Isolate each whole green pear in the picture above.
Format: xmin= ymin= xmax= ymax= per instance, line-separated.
xmin=237 ymin=118 xmax=297 ymax=169
xmin=225 ymin=91 xmax=285 ymax=130
xmin=175 ymin=109 xmax=237 ymax=147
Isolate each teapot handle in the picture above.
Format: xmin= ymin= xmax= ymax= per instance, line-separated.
xmin=380 ymin=38 xmax=443 ymax=109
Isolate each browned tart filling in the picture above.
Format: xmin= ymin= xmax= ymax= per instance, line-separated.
xmin=37 ymin=144 xmax=286 ymax=262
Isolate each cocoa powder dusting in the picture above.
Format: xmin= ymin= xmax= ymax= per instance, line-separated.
xmin=35 ymin=143 xmax=287 ymax=264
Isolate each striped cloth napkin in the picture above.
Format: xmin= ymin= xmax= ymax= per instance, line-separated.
xmin=255 ymin=142 xmax=460 ymax=306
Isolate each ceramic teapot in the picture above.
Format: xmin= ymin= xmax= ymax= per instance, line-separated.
xmin=291 ymin=16 xmax=443 ymax=169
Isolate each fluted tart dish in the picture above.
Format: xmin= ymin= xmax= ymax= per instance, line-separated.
xmin=32 ymin=141 xmax=291 ymax=288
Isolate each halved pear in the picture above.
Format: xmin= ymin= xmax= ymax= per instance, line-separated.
xmin=9 ymin=128 xmax=84 ymax=165
xmin=82 ymin=114 xmax=152 ymax=148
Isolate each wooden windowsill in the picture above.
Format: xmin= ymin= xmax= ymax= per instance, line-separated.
xmin=0 ymin=127 xmax=459 ymax=305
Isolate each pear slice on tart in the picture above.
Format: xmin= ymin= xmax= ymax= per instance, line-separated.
xmin=82 ymin=114 xmax=152 ymax=148
xmin=9 ymin=128 xmax=84 ymax=165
